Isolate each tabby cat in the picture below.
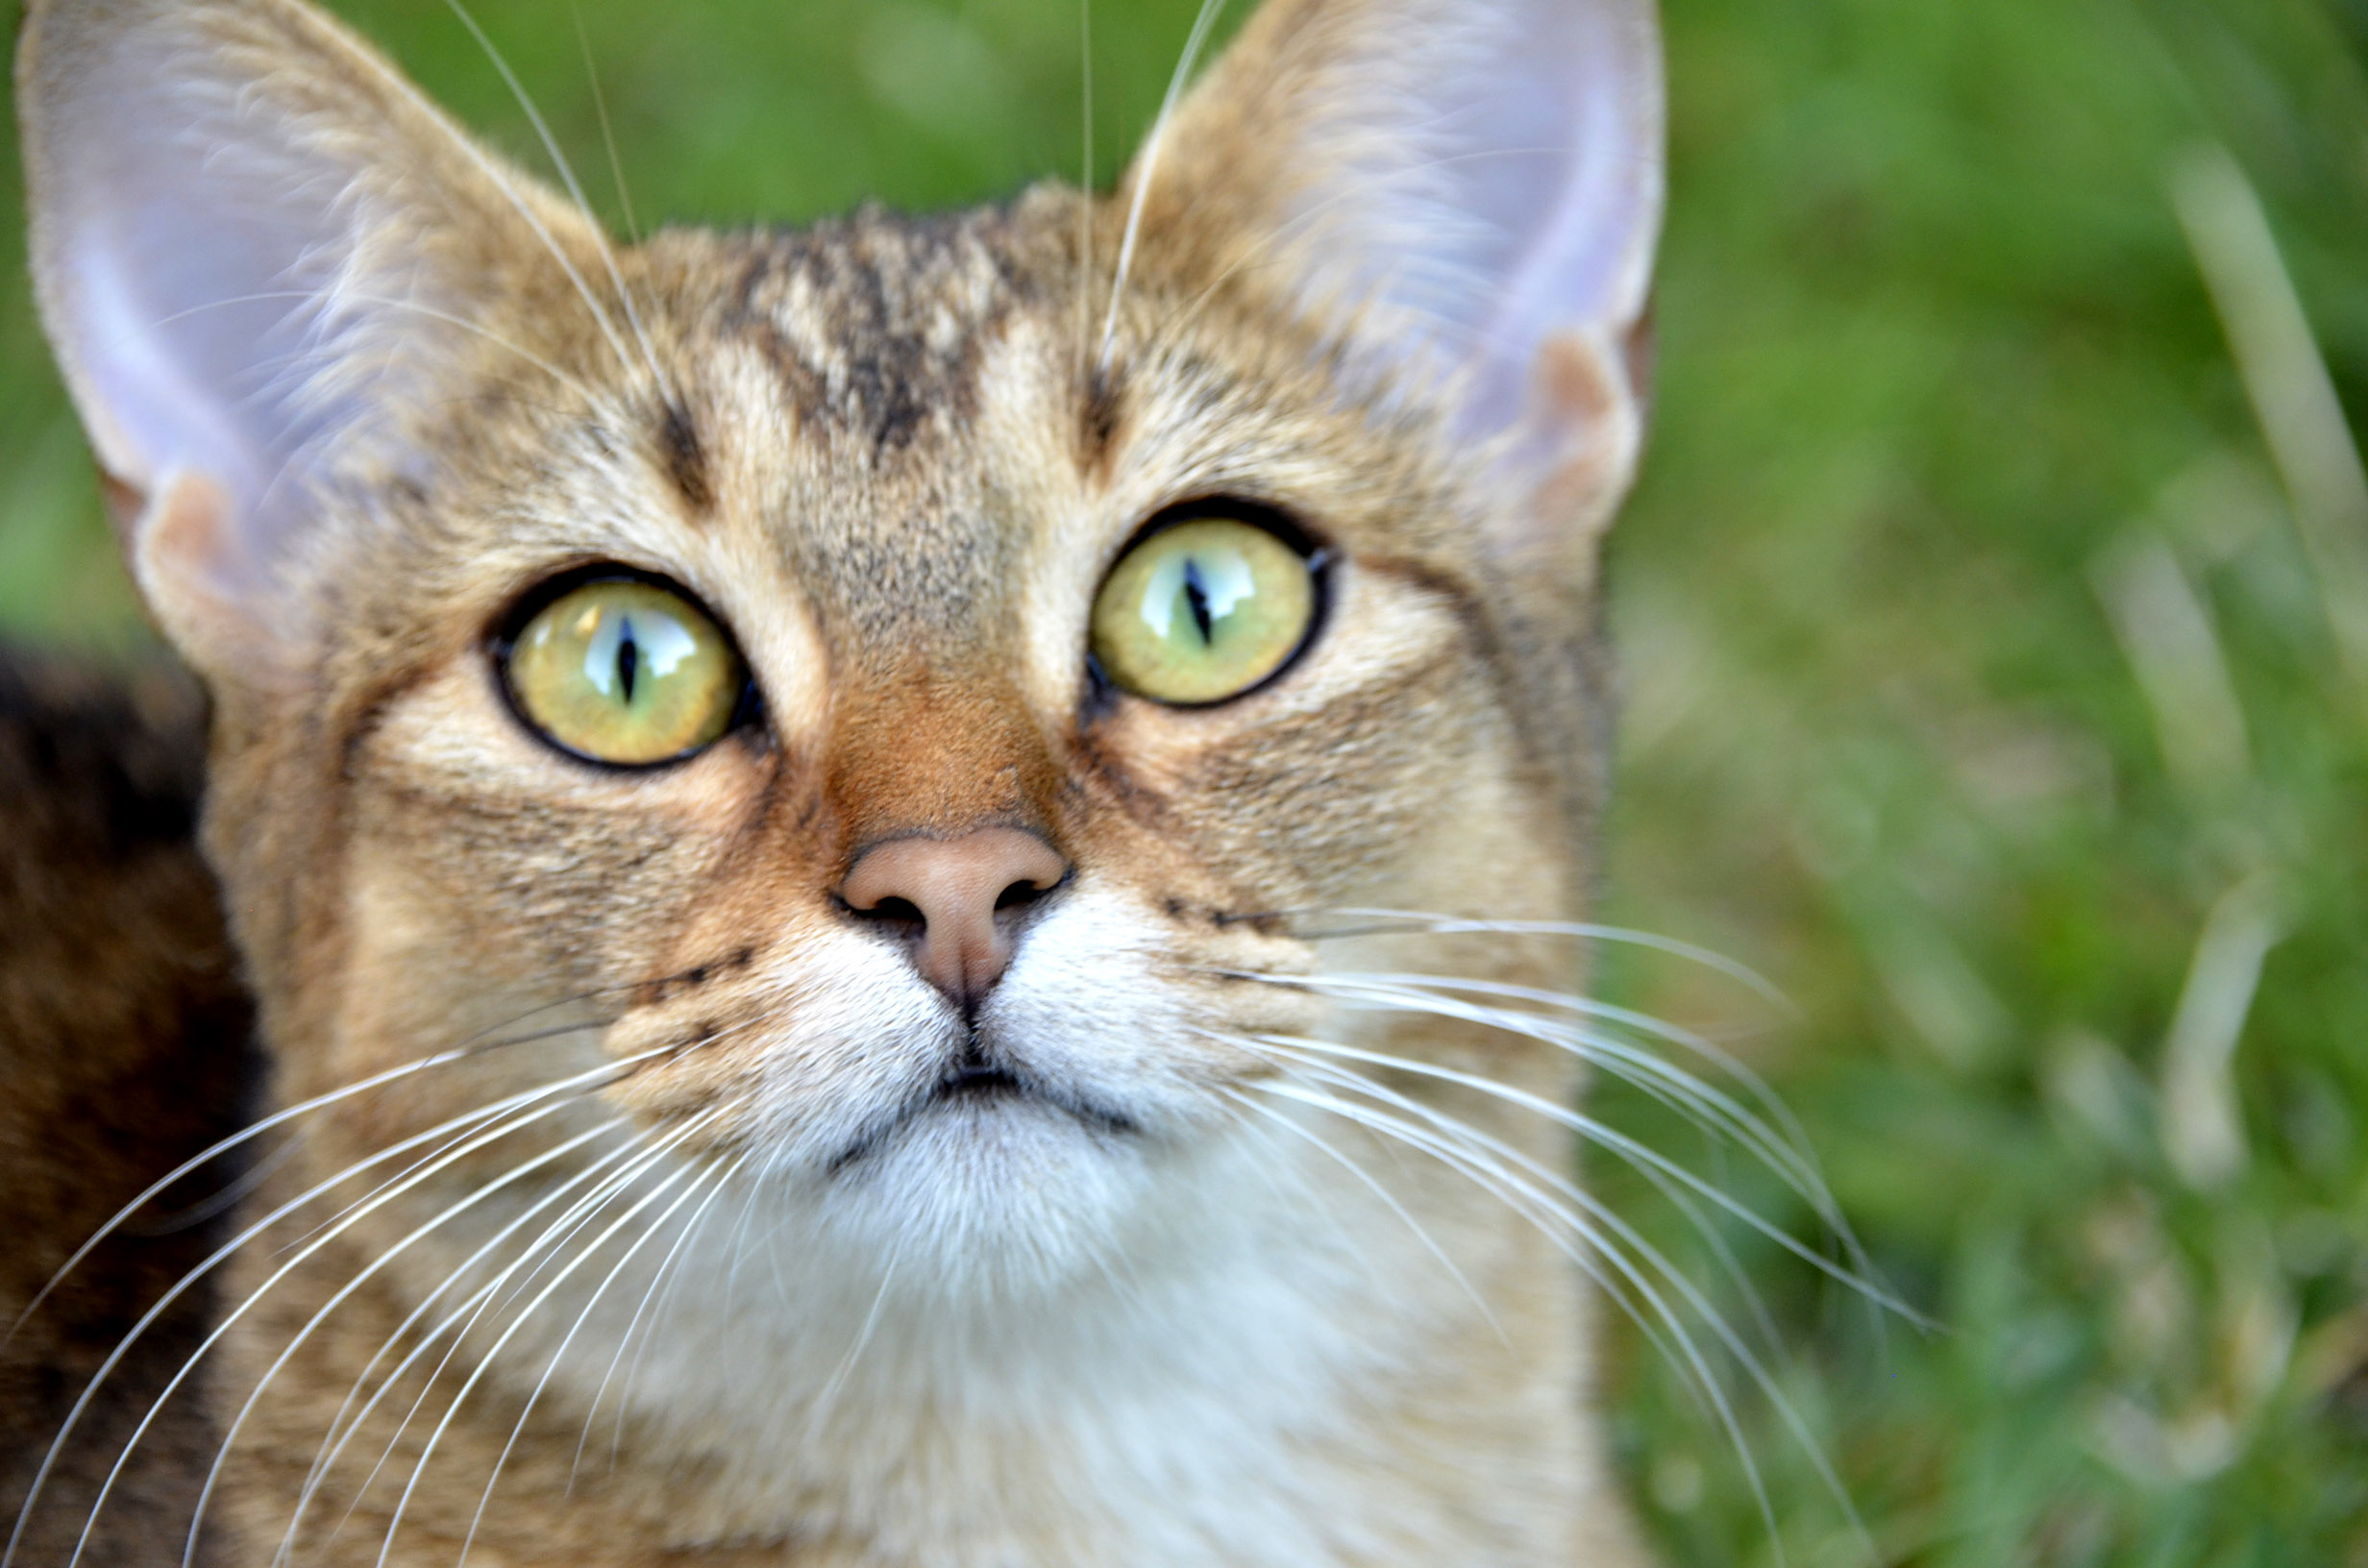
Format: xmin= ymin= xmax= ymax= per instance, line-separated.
xmin=0 ymin=0 xmax=1670 ymax=1560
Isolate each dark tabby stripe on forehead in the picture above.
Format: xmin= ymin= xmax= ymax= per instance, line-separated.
xmin=658 ymin=401 xmax=713 ymax=515
xmin=726 ymin=210 xmax=1030 ymax=456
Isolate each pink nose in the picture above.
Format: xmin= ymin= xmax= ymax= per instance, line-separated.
xmin=838 ymin=828 xmax=1070 ymax=1009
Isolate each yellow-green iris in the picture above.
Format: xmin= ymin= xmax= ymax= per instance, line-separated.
xmin=1091 ymin=517 xmax=1317 ymax=705
xmin=506 ymin=579 xmax=743 ymax=765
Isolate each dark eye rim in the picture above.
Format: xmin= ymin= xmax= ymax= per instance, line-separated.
xmin=1087 ymin=497 xmax=1335 ymax=712
xmin=488 ymin=560 xmax=762 ymax=772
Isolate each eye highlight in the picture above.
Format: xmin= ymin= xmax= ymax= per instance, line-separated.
xmin=1090 ymin=514 xmax=1320 ymax=705
xmin=502 ymin=576 xmax=745 ymax=766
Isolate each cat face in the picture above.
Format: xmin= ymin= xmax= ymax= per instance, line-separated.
xmin=20 ymin=0 xmax=1660 ymax=1293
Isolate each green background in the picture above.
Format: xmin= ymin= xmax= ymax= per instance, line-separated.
xmin=4 ymin=0 xmax=2364 ymax=1561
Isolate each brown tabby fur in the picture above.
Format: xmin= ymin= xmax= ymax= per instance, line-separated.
xmin=6 ymin=0 xmax=1661 ymax=1561
xmin=0 ymin=652 xmax=251 ymax=1564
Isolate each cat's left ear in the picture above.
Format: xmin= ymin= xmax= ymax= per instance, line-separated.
xmin=1137 ymin=0 xmax=1663 ymax=575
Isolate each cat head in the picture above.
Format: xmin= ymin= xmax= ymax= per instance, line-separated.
xmin=18 ymin=0 xmax=1662 ymax=1288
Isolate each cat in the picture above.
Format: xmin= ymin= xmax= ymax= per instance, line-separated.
xmin=0 ymin=0 xmax=1673 ymax=1561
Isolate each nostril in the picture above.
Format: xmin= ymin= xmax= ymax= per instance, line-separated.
xmin=851 ymin=894 xmax=926 ymax=929
xmin=994 ymin=874 xmax=1057 ymax=913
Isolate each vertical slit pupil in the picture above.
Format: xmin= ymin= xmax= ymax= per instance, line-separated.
xmin=1181 ymin=558 xmax=1215 ymax=646
xmin=616 ymin=615 xmax=640 ymax=703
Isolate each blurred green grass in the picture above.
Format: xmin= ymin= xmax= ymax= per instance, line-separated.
xmin=2 ymin=0 xmax=2363 ymax=1562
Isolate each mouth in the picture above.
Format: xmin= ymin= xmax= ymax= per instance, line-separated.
xmin=826 ymin=1052 xmax=1139 ymax=1175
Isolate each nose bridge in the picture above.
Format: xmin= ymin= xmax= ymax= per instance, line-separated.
xmin=826 ymin=669 xmax=1063 ymax=850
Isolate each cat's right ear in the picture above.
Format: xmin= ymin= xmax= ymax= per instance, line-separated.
xmin=16 ymin=0 xmax=600 ymax=685
xmin=1132 ymin=0 xmax=1664 ymax=586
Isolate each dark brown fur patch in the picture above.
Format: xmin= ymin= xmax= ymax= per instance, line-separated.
xmin=0 ymin=649 xmax=257 ymax=1565
xmin=727 ymin=207 xmax=1024 ymax=456
xmin=658 ymin=401 xmax=714 ymax=514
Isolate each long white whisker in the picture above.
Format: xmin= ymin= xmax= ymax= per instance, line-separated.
xmin=315 ymin=1116 xmax=716 ymax=1550
xmin=272 ymin=1127 xmax=676 ymax=1565
xmin=802 ymin=1234 xmax=903 ymax=1446
xmin=1287 ymin=971 xmax=1841 ymax=1237
xmin=458 ymin=1154 xmax=738 ymax=1565
xmin=1315 ymin=908 xmax=1796 ymax=1014
xmin=180 ymin=1116 xmax=629 ymax=1568
xmin=374 ymin=1119 xmax=725 ymax=1567
xmin=1227 ymin=1042 xmax=1691 ymax=1382
xmin=331 ymin=3 xmax=639 ymax=381
xmin=1246 ymin=967 xmax=1822 ymax=1203
xmin=1240 ymin=1057 xmax=1707 ymax=1409
xmin=1216 ymin=1085 xmax=1503 ymax=1343
xmin=4 ymin=1004 xmax=615 ymax=1356
xmin=5 ymin=1048 xmax=659 ymax=1568
xmin=1096 ymin=0 xmax=1229 ymax=373
xmin=69 ymin=1090 xmax=632 ymax=1568
xmin=67 ymin=1083 xmax=629 ymax=1568
xmin=1073 ymin=0 xmax=1096 ymax=382
xmin=1314 ymin=967 xmax=1819 ymax=1167
xmin=571 ymin=4 xmax=641 ymax=244
xmin=1263 ymin=1032 xmax=1915 ymax=1322
xmin=440 ymin=0 xmax=668 ymax=391
xmin=1236 ymin=1066 xmax=1798 ymax=1568
xmin=1254 ymin=967 xmax=1882 ymax=1301
xmin=569 ymin=1154 xmax=747 ymax=1484
xmin=1251 ymin=1042 xmax=1881 ymax=1565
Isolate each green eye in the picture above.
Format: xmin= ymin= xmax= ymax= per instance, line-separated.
xmin=1090 ymin=517 xmax=1319 ymax=705
xmin=504 ymin=577 xmax=745 ymax=765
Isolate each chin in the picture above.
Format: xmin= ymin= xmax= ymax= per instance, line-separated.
xmin=811 ymin=1083 xmax=1168 ymax=1299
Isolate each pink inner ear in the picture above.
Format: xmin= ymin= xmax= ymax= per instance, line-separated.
xmin=1267 ymin=0 xmax=1663 ymax=445
xmin=44 ymin=41 xmax=371 ymax=581
xmin=23 ymin=2 xmax=527 ymax=615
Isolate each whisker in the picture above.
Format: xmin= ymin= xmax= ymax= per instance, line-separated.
xmin=1241 ymin=1059 xmax=1704 ymax=1405
xmin=571 ymin=4 xmax=642 ymax=244
xmin=440 ymin=0 xmax=669 ymax=391
xmin=458 ymin=1153 xmax=740 ymax=1565
xmin=178 ymin=1116 xmax=631 ymax=1568
xmin=1073 ymin=0 xmax=1096 ymax=385
xmin=1308 ymin=907 xmax=1795 ymax=1015
xmin=1320 ymin=966 xmax=1808 ymax=1130
xmin=1097 ymin=0 xmax=1230 ymax=373
xmin=68 ymin=1090 xmax=641 ymax=1568
xmin=1238 ymin=1040 xmax=1886 ymax=1564
xmin=272 ymin=1128 xmax=677 ymax=1565
xmin=569 ymin=1154 xmax=748 ymax=1484
xmin=1229 ymin=1030 xmax=1786 ymax=1378
xmin=1234 ymin=1064 xmax=1802 ymax=1568
xmin=1284 ymin=971 xmax=1838 ymax=1233
xmin=802 ymin=1234 xmax=903 ymax=1447
xmin=375 ymin=1115 xmax=728 ymax=1567
xmin=315 ymin=1116 xmax=716 ymax=1550
xmin=326 ymin=2 xmax=640 ymax=381
xmin=1261 ymin=1032 xmax=1915 ymax=1322
xmin=1223 ymin=1041 xmax=1692 ymax=1381
xmin=1231 ymin=963 xmax=1884 ymax=1299
xmin=126 ymin=1123 xmax=311 ymax=1238
xmin=1215 ymin=1086 xmax=1504 ymax=1343
xmin=4 ymin=995 xmax=621 ymax=1355
xmin=4 ymin=1048 xmax=660 ymax=1568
